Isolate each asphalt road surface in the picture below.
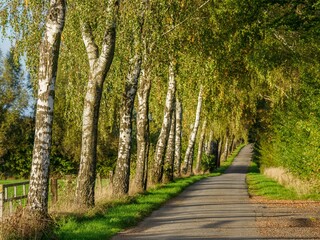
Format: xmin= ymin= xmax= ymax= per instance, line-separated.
xmin=113 ymin=144 xmax=259 ymax=239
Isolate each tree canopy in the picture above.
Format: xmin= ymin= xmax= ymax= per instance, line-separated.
xmin=0 ymin=0 xmax=319 ymax=199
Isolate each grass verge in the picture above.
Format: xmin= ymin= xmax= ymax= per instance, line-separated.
xmin=55 ymin=145 xmax=245 ymax=240
xmin=246 ymin=161 xmax=320 ymax=201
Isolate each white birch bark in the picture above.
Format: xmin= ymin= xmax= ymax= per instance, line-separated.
xmin=28 ymin=0 xmax=66 ymax=214
xmin=134 ymin=63 xmax=151 ymax=192
xmin=75 ymin=0 xmax=119 ymax=207
xmin=182 ymin=86 xmax=203 ymax=174
xmin=195 ymin=119 xmax=207 ymax=173
xmin=222 ymin=136 xmax=229 ymax=162
xmin=112 ymin=3 xmax=145 ymax=196
xmin=152 ymin=61 xmax=176 ymax=184
xmin=205 ymin=130 xmax=213 ymax=156
xmin=163 ymin=103 xmax=176 ymax=183
xmin=174 ymin=98 xmax=182 ymax=176
xmin=112 ymin=53 xmax=142 ymax=196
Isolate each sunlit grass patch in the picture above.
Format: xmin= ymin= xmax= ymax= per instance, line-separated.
xmin=246 ymin=161 xmax=320 ymax=201
xmin=55 ymin=145 xmax=244 ymax=240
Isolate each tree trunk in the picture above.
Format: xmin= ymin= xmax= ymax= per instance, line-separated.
xmin=217 ymin=138 xmax=223 ymax=167
xmin=205 ymin=130 xmax=213 ymax=156
xmin=134 ymin=63 xmax=151 ymax=192
xmin=27 ymin=0 xmax=66 ymax=215
xmin=163 ymin=103 xmax=176 ymax=183
xmin=195 ymin=119 xmax=207 ymax=173
xmin=189 ymin=146 xmax=195 ymax=175
xmin=229 ymin=135 xmax=236 ymax=153
xmin=112 ymin=53 xmax=142 ymax=197
xmin=152 ymin=61 xmax=176 ymax=184
xmin=174 ymin=98 xmax=182 ymax=176
xmin=112 ymin=3 xmax=145 ymax=196
xmin=75 ymin=0 xmax=119 ymax=207
xmin=182 ymin=86 xmax=203 ymax=174
xmin=222 ymin=136 xmax=229 ymax=162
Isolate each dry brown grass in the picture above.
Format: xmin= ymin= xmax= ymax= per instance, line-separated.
xmin=1 ymin=207 xmax=56 ymax=240
xmin=49 ymin=178 xmax=113 ymax=215
xmin=262 ymin=167 xmax=316 ymax=195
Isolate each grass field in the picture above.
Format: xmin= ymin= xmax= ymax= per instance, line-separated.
xmin=246 ymin=161 xmax=320 ymax=201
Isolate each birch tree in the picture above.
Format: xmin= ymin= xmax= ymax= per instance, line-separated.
xmin=174 ymin=97 xmax=182 ymax=176
xmin=112 ymin=3 xmax=145 ymax=195
xmin=163 ymin=101 xmax=176 ymax=183
xmin=75 ymin=0 xmax=119 ymax=207
xmin=195 ymin=119 xmax=207 ymax=173
xmin=27 ymin=0 xmax=66 ymax=215
xmin=134 ymin=48 xmax=152 ymax=192
xmin=151 ymin=61 xmax=176 ymax=184
xmin=182 ymin=86 xmax=203 ymax=174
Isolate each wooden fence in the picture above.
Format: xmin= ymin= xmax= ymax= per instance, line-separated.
xmin=0 ymin=181 xmax=29 ymax=220
xmin=0 ymin=174 xmax=111 ymax=220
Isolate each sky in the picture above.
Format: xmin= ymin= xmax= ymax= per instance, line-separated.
xmin=0 ymin=36 xmax=11 ymax=54
xmin=0 ymin=34 xmax=35 ymax=116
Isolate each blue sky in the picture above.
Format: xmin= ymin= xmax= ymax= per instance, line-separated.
xmin=0 ymin=35 xmax=35 ymax=116
xmin=0 ymin=36 xmax=11 ymax=54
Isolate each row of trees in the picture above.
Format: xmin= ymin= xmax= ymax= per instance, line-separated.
xmin=1 ymin=0 xmax=319 ymax=219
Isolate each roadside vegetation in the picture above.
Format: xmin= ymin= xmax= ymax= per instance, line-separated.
xmin=247 ymin=162 xmax=320 ymax=201
xmin=55 ymin=145 xmax=244 ymax=240
xmin=0 ymin=0 xmax=319 ymax=239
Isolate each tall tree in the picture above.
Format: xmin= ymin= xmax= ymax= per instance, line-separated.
xmin=195 ymin=119 xmax=207 ymax=173
xmin=27 ymin=0 xmax=66 ymax=215
xmin=163 ymin=101 xmax=176 ymax=183
xmin=182 ymin=86 xmax=203 ymax=174
xmin=112 ymin=1 xmax=145 ymax=196
xmin=174 ymin=97 xmax=182 ymax=176
xmin=152 ymin=60 xmax=176 ymax=184
xmin=134 ymin=45 xmax=152 ymax=192
xmin=75 ymin=0 xmax=120 ymax=207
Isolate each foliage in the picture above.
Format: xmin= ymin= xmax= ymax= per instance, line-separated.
xmin=0 ymin=49 xmax=34 ymax=178
xmin=0 ymin=0 xmax=319 ymax=209
xmin=249 ymin=0 xmax=320 ymax=188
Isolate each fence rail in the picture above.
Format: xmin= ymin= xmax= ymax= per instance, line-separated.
xmin=0 ymin=181 xmax=29 ymax=220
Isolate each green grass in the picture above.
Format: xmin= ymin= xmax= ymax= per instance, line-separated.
xmin=0 ymin=179 xmax=28 ymax=184
xmin=55 ymin=175 xmax=212 ymax=239
xmin=0 ymin=180 xmax=29 ymax=198
xmin=55 ymin=145 xmax=245 ymax=240
xmin=246 ymin=161 xmax=320 ymax=200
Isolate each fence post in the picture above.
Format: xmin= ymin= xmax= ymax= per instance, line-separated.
xmin=109 ymin=171 xmax=113 ymax=190
xmin=51 ymin=177 xmax=58 ymax=204
xmin=96 ymin=173 xmax=102 ymax=194
xmin=0 ymin=184 xmax=3 ymax=219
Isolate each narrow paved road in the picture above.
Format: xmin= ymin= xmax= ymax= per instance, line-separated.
xmin=113 ymin=144 xmax=258 ymax=239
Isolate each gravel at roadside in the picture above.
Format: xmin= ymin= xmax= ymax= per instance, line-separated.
xmin=252 ymin=196 xmax=320 ymax=239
